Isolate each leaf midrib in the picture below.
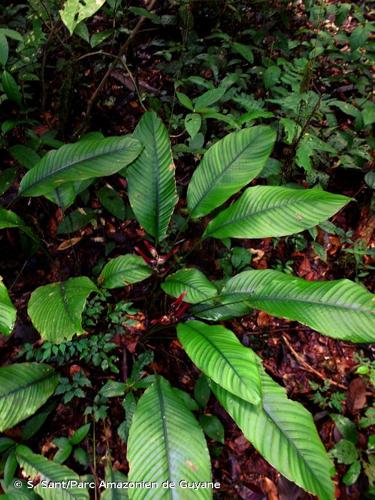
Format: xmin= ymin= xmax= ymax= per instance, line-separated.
xmin=155 ymin=378 xmax=174 ymax=500
xmin=190 ymin=130 xmax=266 ymax=215
xmin=59 ymin=282 xmax=79 ymax=331
xmin=214 ymin=382 xmax=331 ymax=500
xmin=222 ymin=289 xmax=375 ymax=315
xmin=190 ymin=296 xmax=251 ymax=316
xmin=182 ymin=323 xmax=260 ymax=403
xmin=21 ymin=139 xmax=134 ymax=195
xmin=17 ymin=451 xmax=81 ymax=499
xmin=0 ymin=369 xmax=54 ymax=400
xmin=103 ymin=264 xmax=151 ymax=284
xmin=151 ymin=118 xmax=162 ymax=243
xmin=261 ymin=395 xmax=330 ymax=498
xmin=165 ymin=277 xmax=217 ymax=300
xmin=206 ymin=191 xmax=343 ymax=236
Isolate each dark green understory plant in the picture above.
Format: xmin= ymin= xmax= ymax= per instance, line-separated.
xmin=1 ymin=108 xmax=375 ymax=500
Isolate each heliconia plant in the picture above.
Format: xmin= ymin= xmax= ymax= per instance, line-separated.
xmin=1 ymin=110 xmax=374 ymax=500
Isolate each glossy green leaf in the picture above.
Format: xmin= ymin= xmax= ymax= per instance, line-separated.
xmin=189 ymin=295 xmax=252 ymax=322
xmin=187 ymin=126 xmax=276 ymax=218
xmin=350 ymin=25 xmax=370 ymax=51
xmin=60 ymin=0 xmax=106 ymax=35
xmin=365 ymin=171 xmax=375 ymax=190
xmin=331 ymin=440 xmax=358 ymax=465
xmin=47 ymin=181 xmax=94 ymax=209
xmin=263 ymin=66 xmax=281 ymax=89
xmin=0 ymin=437 xmax=15 ymax=454
xmin=185 ymin=113 xmax=202 ymax=138
xmin=0 ymin=278 xmax=16 ymax=336
xmin=9 ymin=145 xmax=41 ymax=170
xmin=0 ymin=363 xmax=58 ymax=432
xmin=21 ymin=400 xmax=57 ymax=441
xmin=0 ymin=28 xmax=23 ymax=42
xmin=98 ymin=186 xmax=125 ymax=220
xmin=28 ymin=277 xmax=98 ymax=343
xmin=330 ymin=414 xmax=357 ymax=443
xmin=343 ymin=461 xmax=361 ymax=485
xmin=194 ymin=88 xmax=226 ymax=111
xmin=53 ymin=437 xmax=73 ymax=464
xmin=0 ymin=167 xmax=16 ymax=196
xmin=0 ymin=208 xmax=39 ymax=248
xmin=126 ymin=111 xmax=178 ymax=243
xmin=127 ymin=376 xmax=211 ymax=499
xmin=16 ymin=445 xmax=89 ymax=499
xmin=194 ymin=375 xmax=211 ymax=409
xmin=280 ymin=118 xmax=301 ymax=144
xmin=162 ymin=268 xmax=217 ymax=304
xmin=73 ymin=447 xmax=89 ymax=468
xmin=177 ymin=321 xmax=261 ymax=405
xmin=19 ymin=136 xmax=142 ymax=197
xmin=232 ymin=42 xmax=253 ymax=64
xmin=57 ymin=208 xmax=97 ymax=234
xmin=330 ymin=100 xmax=361 ymax=119
xmin=362 ymin=103 xmax=375 ymax=127
xmin=204 ymin=186 xmax=350 ymax=240
xmin=2 ymin=71 xmax=21 ymax=105
xmin=212 ymin=270 xmax=375 ymax=342
xmin=70 ymin=423 xmax=91 ymax=445
xmin=98 ymin=254 xmax=152 ymax=289
xmin=176 ymin=92 xmax=193 ymax=111
xmin=199 ymin=415 xmax=224 ymax=444
xmin=0 ymin=33 xmax=9 ymax=66
xmin=4 ymin=449 xmax=17 ymax=488
xmin=90 ymin=30 xmax=113 ymax=48
xmin=212 ymin=368 xmax=335 ymax=500
xmin=10 ymin=142 xmax=84 ymax=207
xmin=172 ymin=388 xmax=199 ymax=412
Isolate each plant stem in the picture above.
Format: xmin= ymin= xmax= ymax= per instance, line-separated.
xmin=74 ymin=0 xmax=157 ymax=137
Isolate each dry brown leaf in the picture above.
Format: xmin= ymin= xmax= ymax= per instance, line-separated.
xmin=57 ymin=237 xmax=82 ymax=250
xmin=347 ymin=377 xmax=367 ymax=413
xmin=262 ymin=477 xmax=279 ymax=500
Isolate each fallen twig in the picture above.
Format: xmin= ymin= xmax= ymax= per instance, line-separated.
xmin=74 ymin=0 xmax=157 ymax=137
xmin=282 ymin=334 xmax=347 ymax=390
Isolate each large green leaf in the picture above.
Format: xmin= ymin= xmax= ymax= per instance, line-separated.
xmin=9 ymin=144 xmax=91 ymax=208
xmin=28 ymin=277 xmax=98 ymax=343
xmin=126 ymin=111 xmax=178 ymax=243
xmin=204 ymin=186 xmax=350 ymax=239
xmin=177 ymin=321 xmax=261 ymax=405
xmin=98 ymin=255 xmax=153 ymax=289
xmin=127 ymin=376 xmax=212 ymax=499
xmin=0 ymin=363 xmax=58 ymax=432
xmin=19 ymin=136 xmax=142 ymax=197
xmin=161 ymin=269 xmax=217 ymax=304
xmin=187 ymin=126 xmax=276 ymax=218
xmin=0 ymin=278 xmax=16 ymax=336
xmin=209 ymin=270 xmax=375 ymax=342
xmin=212 ymin=368 xmax=335 ymax=500
xmin=16 ymin=445 xmax=89 ymax=499
xmin=60 ymin=0 xmax=106 ymax=35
